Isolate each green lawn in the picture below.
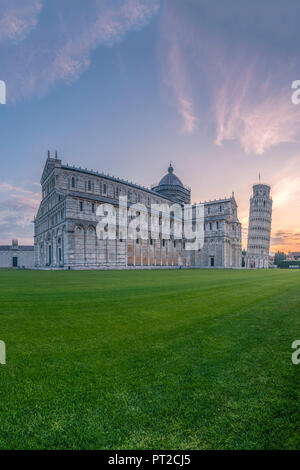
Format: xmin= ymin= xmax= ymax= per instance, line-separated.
xmin=0 ymin=268 xmax=299 ymax=449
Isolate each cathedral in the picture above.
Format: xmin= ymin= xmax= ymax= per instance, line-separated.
xmin=34 ymin=154 xmax=242 ymax=269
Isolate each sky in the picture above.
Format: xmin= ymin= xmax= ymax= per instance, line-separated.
xmin=0 ymin=0 xmax=300 ymax=252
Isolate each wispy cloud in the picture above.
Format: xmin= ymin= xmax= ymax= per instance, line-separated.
xmin=179 ymin=97 xmax=198 ymax=134
xmin=214 ymin=63 xmax=300 ymax=155
xmin=48 ymin=0 xmax=160 ymax=84
xmin=0 ymin=182 xmax=40 ymax=243
xmin=0 ymin=182 xmax=40 ymax=202
xmin=271 ymin=229 xmax=300 ymax=247
xmin=165 ymin=41 xmax=198 ymax=134
xmin=2 ymin=0 xmax=160 ymax=101
xmin=0 ymin=0 xmax=42 ymax=44
xmin=161 ymin=0 xmax=300 ymax=153
xmin=272 ymin=176 xmax=300 ymax=209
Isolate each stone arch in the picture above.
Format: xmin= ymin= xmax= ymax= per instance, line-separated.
xmin=86 ymin=225 xmax=97 ymax=265
xmin=45 ymin=231 xmax=53 ymax=265
xmin=74 ymin=224 xmax=85 ymax=266
xmin=55 ymin=227 xmax=64 ymax=266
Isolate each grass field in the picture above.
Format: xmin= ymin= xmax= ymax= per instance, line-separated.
xmin=0 ymin=268 xmax=299 ymax=450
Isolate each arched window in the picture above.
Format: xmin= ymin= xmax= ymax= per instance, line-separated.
xmin=72 ymin=177 xmax=75 ymax=188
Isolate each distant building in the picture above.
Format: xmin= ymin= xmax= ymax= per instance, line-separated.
xmin=269 ymin=254 xmax=275 ymax=265
xmin=246 ymin=182 xmax=273 ymax=269
xmin=0 ymin=240 xmax=34 ymax=268
xmin=287 ymin=252 xmax=300 ymax=260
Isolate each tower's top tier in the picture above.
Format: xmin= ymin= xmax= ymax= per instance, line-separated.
xmin=252 ymin=183 xmax=271 ymax=198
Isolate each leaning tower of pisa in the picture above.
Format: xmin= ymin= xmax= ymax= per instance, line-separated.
xmin=246 ymin=181 xmax=272 ymax=269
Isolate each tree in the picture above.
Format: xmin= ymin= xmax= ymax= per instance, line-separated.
xmin=242 ymin=249 xmax=246 ymax=267
xmin=274 ymin=251 xmax=286 ymax=265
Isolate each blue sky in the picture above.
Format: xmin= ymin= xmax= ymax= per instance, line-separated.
xmin=0 ymin=0 xmax=300 ymax=251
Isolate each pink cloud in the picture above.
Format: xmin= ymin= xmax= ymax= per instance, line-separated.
xmin=3 ymin=0 xmax=160 ymax=101
xmin=48 ymin=0 xmax=160 ymax=84
xmin=214 ymin=63 xmax=300 ymax=155
xmin=178 ymin=98 xmax=198 ymax=134
xmin=0 ymin=182 xmax=40 ymax=205
xmin=0 ymin=182 xmax=41 ymax=244
xmin=163 ymin=36 xmax=198 ymax=134
xmin=0 ymin=0 xmax=42 ymax=43
xmin=272 ymin=175 xmax=300 ymax=209
xmin=161 ymin=0 xmax=300 ymax=153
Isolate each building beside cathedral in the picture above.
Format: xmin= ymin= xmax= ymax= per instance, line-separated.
xmin=0 ymin=240 xmax=34 ymax=268
xmin=34 ymin=154 xmax=242 ymax=269
xmin=246 ymin=182 xmax=272 ymax=268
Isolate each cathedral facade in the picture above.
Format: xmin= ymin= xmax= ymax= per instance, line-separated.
xmin=34 ymin=155 xmax=242 ymax=269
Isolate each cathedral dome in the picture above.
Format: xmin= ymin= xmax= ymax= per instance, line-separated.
xmin=152 ymin=164 xmax=191 ymax=205
xmin=158 ymin=164 xmax=184 ymax=187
